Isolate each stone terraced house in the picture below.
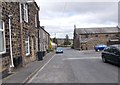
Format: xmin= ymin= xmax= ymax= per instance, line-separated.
xmin=0 ymin=0 xmax=50 ymax=78
xmin=73 ymin=26 xmax=120 ymax=50
xmin=38 ymin=26 xmax=50 ymax=54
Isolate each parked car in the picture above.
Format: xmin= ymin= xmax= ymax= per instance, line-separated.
xmin=101 ymin=44 xmax=120 ymax=66
xmin=95 ymin=44 xmax=107 ymax=52
xmin=56 ymin=47 xmax=63 ymax=53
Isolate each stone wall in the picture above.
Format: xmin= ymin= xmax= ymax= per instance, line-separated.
xmin=73 ymin=33 xmax=80 ymax=50
xmin=38 ymin=27 xmax=50 ymax=53
xmin=1 ymin=2 xmax=40 ymax=77
xmin=80 ymin=33 xmax=119 ymax=50
xmin=1 ymin=2 xmax=21 ymax=77
xmin=21 ymin=2 xmax=39 ymax=64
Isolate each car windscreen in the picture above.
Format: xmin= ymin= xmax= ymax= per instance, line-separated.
xmin=96 ymin=45 xmax=106 ymax=47
xmin=57 ymin=48 xmax=62 ymax=50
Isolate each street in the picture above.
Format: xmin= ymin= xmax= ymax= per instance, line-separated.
xmin=28 ymin=48 xmax=118 ymax=83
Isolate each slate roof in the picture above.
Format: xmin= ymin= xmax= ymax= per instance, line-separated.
xmin=75 ymin=27 xmax=119 ymax=34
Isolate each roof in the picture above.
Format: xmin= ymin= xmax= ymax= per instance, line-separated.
xmin=34 ymin=2 xmax=40 ymax=10
xmin=40 ymin=26 xmax=50 ymax=35
xmin=26 ymin=0 xmax=39 ymax=10
xmin=75 ymin=27 xmax=119 ymax=34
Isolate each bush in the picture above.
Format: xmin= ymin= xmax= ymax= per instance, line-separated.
xmin=47 ymin=48 xmax=54 ymax=53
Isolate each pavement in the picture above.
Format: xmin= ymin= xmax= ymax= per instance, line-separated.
xmin=2 ymin=51 xmax=55 ymax=84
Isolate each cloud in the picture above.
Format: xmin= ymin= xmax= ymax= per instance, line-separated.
xmin=35 ymin=0 xmax=118 ymax=39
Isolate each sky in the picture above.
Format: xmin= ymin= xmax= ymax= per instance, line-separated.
xmin=35 ymin=0 xmax=119 ymax=39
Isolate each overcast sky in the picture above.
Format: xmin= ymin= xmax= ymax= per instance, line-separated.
xmin=35 ymin=0 xmax=119 ymax=39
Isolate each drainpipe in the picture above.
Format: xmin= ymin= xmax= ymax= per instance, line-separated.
xmin=19 ymin=3 xmax=25 ymax=66
xmin=8 ymin=15 xmax=14 ymax=68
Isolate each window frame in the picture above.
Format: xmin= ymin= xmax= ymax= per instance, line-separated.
xmin=25 ymin=36 xmax=30 ymax=56
xmin=23 ymin=3 xmax=28 ymax=22
xmin=0 ymin=20 xmax=6 ymax=54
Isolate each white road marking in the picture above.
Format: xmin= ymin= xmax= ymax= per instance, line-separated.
xmin=63 ymin=57 xmax=101 ymax=60
xmin=28 ymin=54 xmax=56 ymax=83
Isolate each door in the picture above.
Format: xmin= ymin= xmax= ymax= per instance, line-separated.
xmin=103 ymin=47 xmax=111 ymax=60
xmin=111 ymin=48 xmax=120 ymax=64
xmin=31 ymin=37 xmax=35 ymax=61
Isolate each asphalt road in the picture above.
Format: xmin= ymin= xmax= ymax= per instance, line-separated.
xmin=28 ymin=48 xmax=119 ymax=83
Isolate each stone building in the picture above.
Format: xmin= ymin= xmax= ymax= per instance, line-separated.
xmin=1 ymin=1 xmax=40 ymax=77
xmin=45 ymin=30 xmax=50 ymax=51
xmin=73 ymin=26 xmax=120 ymax=50
xmin=38 ymin=26 xmax=50 ymax=54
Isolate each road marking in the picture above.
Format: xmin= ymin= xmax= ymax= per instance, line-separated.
xmin=28 ymin=54 xmax=56 ymax=83
xmin=64 ymin=57 xmax=101 ymax=60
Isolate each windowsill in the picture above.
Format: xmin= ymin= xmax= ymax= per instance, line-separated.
xmin=0 ymin=51 xmax=6 ymax=55
xmin=26 ymin=53 xmax=30 ymax=56
xmin=23 ymin=20 xmax=28 ymax=23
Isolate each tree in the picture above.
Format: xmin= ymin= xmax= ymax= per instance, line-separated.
xmin=64 ymin=34 xmax=71 ymax=46
xmin=53 ymin=37 xmax=58 ymax=45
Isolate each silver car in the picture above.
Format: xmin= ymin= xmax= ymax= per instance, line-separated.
xmin=56 ymin=47 xmax=63 ymax=53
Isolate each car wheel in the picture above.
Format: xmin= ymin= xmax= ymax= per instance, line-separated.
xmin=102 ymin=56 xmax=107 ymax=63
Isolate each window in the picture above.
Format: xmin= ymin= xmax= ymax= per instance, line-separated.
xmin=95 ymin=35 xmax=98 ymax=37
xmin=111 ymin=47 xmax=120 ymax=55
xmin=115 ymin=34 xmax=119 ymax=37
xmin=25 ymin=35 xmax=30 ymax=56
xmin=35 ymin=14 xmax=37 ymax=27
xmin=104 ymin=47 xmax=111 ymax=52
xmin=0 ymin=20 xmax=6 ymax=54
xmin=106 ymin=34 xmax=108 ymax=37
xmin=23 ymin=3 xmax=28 ymax=22
xmin=85 ymin=35 xmax=88 ymax=38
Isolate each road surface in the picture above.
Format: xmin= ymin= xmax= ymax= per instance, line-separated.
xmin=28 ymin=48 xmax=119 ymax=83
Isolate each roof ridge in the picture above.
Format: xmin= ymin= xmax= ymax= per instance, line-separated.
xmin=75 ymin=27 xmax=119 ymax=34
xmin=76 ymin=27 xmax=117 ymax=29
